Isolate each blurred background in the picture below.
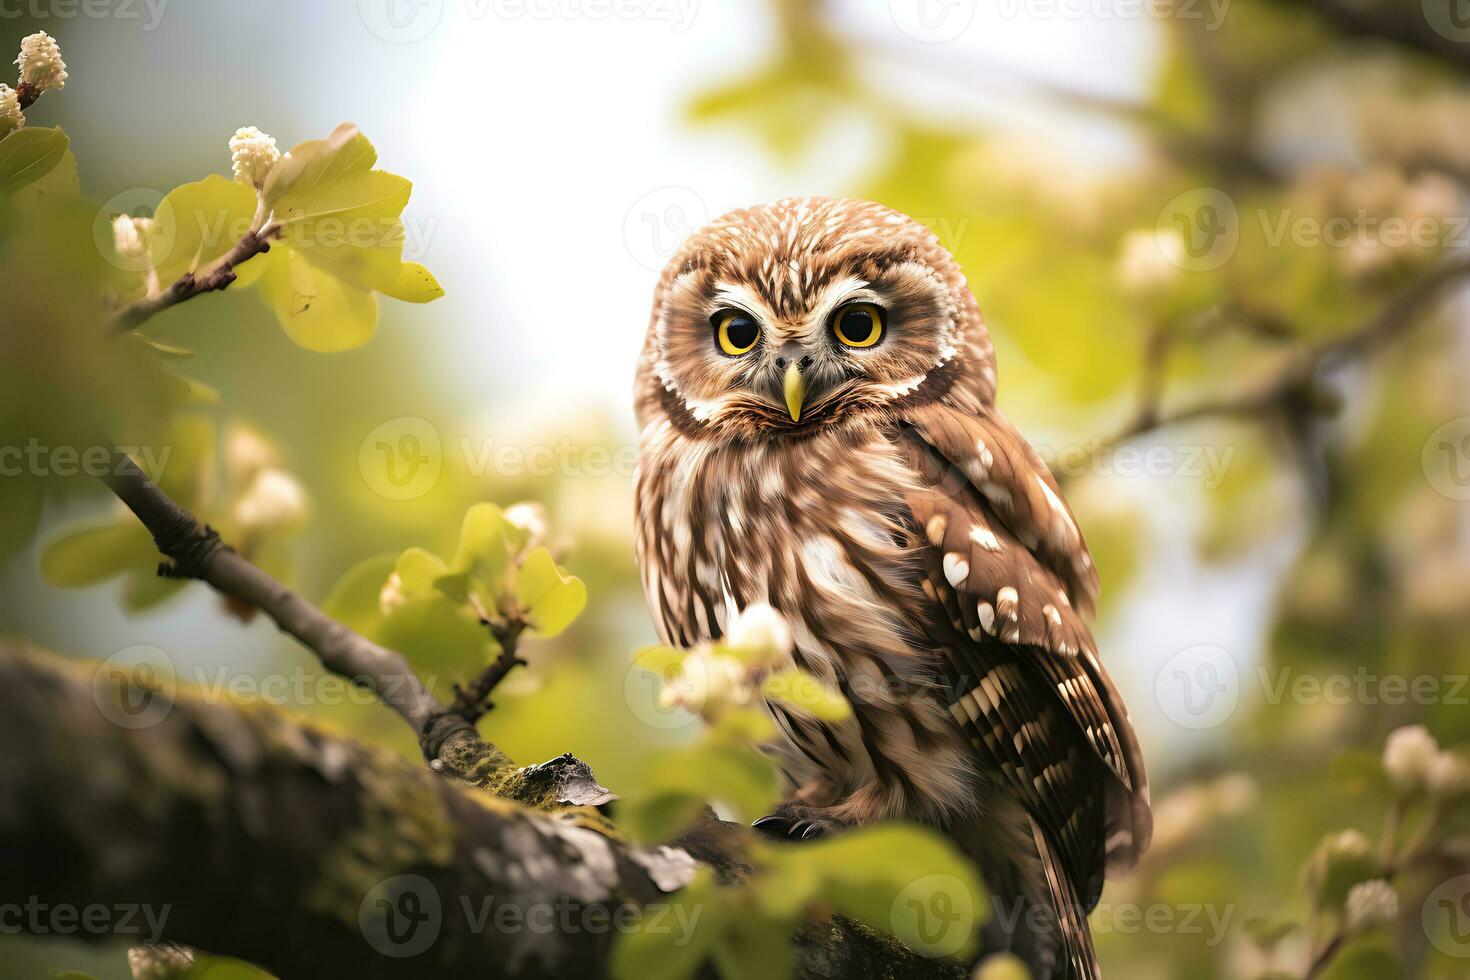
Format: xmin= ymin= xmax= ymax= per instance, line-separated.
xmin=2 ymin=0 xmax=1470 ymax=976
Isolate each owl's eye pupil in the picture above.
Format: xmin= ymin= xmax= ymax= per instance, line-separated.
xmin=840 ymin=310 xmax=874 ymax=344
xmin=725 ymin=316 xmax=757 ymax=350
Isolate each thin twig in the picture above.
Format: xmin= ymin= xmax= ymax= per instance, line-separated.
xmin=100 ymin=452 xmax=453 ymax=743
xmin=1089 ymin=255 xmax=1470 ymax=457
xmin=451 ymin=620 xmax=529 ymax=723
xmin=113 ymin=223 xmax=280 ymax=331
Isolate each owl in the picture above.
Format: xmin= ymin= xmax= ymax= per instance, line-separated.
xmin=632 ymin=198 xmax=1151 ymax=979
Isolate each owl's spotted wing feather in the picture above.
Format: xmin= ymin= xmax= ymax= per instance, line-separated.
xmin=893 ymin=407 xmax=1153 ymax=916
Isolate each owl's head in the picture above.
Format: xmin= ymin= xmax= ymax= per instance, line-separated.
xmin=640 ymin=198 xmax=994 ymax=440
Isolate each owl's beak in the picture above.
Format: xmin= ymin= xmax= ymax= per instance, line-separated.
xmin=783 ymin=362 xmax=805 ymax=422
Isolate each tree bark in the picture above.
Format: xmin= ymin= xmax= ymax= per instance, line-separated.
xmin=0 ymin=645 xmax=961 ymax=980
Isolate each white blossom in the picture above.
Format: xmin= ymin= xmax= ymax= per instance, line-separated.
xmin=724 ymin=602 xmax=794 ymax=662
xmin=232 ymin=468 xmax=309 ymax=536
xmin=16 ymin=31 xmax=67 ymax=94
xmin=1345 ymin=880 xmax=1398 ymax=933
xmin=1384 ymin=725 xmax=1440 ymax=794
xmin=229 ymin=125 xmax=280 ymax=189
xmin=1429 ymin=751 xmax=1470 ymax=799
xmin=1117 ymin=228 xmax=1185 ymax=293
xmin=111 ymin=215 xmax=153 ymax=259
xmin=656 ymin=646 xmax=746 ymax=716
xmin=225 ymin=423 xmax=281 ymax=491
xmin=0 ymin=84 xmax=21 ymax=138
xmin=504 ymin=501 xmax=549 ymax=550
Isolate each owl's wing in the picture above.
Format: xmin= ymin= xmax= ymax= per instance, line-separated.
xmin=894 ymin=402 xmax=1152 ymax=909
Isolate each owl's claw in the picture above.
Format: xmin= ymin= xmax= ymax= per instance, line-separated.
xmin=752 ymin=809 xmax=846 ymax=841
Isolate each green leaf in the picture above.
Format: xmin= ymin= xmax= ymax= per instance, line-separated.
xmin=185 ymin=954 xmax=279 ymax=980
xmin=122 ymin=568 xmax=188 ymax=611
xmin=258 ymin=244 xmax=379 ymax=352
xmin=264 ymin=122 xmax=414 ymax=295
xmin=1317 ymin=935 xmax=1403 ymax=980
xmin=14 ymin=146 xmax=78 ymax=201
xmin=40 ymin=522 xmax=156 ymax=587
xmin=321 ymin=552 xmax=399 ymax=636
xmin=710 ymin=916 xmax=795 ymax=980
xmin=395 ymin=546 xmax=447 ymax=597
xmin=514 ymin=547 xmax=587 ymax=637
xmin=634 ymin=644 xmax=687 ymax=677
xmin=148 ymin=174 xmax=265 ymax=290
xmin=0 ymin=127 xmax=69 ymax=195
xmin=610 ymin=874 xmax=719 ymax=980
xmin=379 ymin=260 xmax=445 ymax=303
xmin=762 ymin=667 xmax=851 ymax=722
xmin=438 ymin=502 xmax=513 ymax=610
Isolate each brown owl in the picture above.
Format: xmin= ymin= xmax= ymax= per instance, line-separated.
xmin=633 ymin=197 xmax=1151 ymax=979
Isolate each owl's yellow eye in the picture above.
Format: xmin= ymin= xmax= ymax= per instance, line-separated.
xmin=714 ymin=309 xmax=761 ymax=356
xmin=831 ymin=302 xmax=885 ymax=349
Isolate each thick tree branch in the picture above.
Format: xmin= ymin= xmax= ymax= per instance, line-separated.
xmin=0 ymin=645 xmax=962 ymax=980
xmin=1280 ymin=0 xmax=1470 ymax=75
xmin=113 ymin=223 xmax=280 ymax=331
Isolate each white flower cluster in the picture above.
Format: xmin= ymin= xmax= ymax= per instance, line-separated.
xmin=16 ymin=31 xmax=66 ymax=94
xmin=111 ymin=215 xmax=153 ymax=259
xmin=656 ymin=603 xmax=794 ymax=718
xmin=229 ymin=125 xmax=280 ymax=189
xmin=1344 ymin=880 xmax=1398 ymax=934
xmin=232 ymin=468 xmax=309 ymax=536
xmin=1116 ymin=228 xmax=1186 ymax=294
xmin=0 ymin=84 xmax=20 ymax=138
xmin=504 ymin=501 xmax=549 ymax=551
xmin=1294 ymin=165 xmax=1462 ymax=280
xmin=1384 ymin=725 xmax=1470 ymax=798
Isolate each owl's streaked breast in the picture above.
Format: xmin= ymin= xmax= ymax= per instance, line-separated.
xmin=634 ymin=418 xmax=979 ymax=821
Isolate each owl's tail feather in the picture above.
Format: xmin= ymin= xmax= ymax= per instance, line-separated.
xmin=966 ymin=808 xmax=1100 ymax=980
xmin=1031 ymin=821 xmax=1100 ymax=980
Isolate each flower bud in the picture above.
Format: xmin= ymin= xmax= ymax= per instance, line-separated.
xmin=0 ymin=84 xmax=21 ymax=138
xmin=128 ymin=944 xmax=194 ymax=980
xmin=1117 ymin=228 xmax=1184 ymax=294
xmin=1344 ymin=879 xmax=1398 ymax=933
xmin=112 ymin=215 xmax=153 ymax=260
xmin=229 ymin=125 xmax=281 ymax=189
xmin=232 ymin=468 xmax=309 ymax=536
xmin=504 ymin=501 xmax=549 ymax=551
xmin=16 ymin=32 xmax=67 ymax=94
xmin=1384 ymin=725 xmax=1439 ymax=795
xmin=1429 ymin=750 xmax=1470 ymax=799
xmin=225 ymin=422 xmax=281 ymax=491
xmin=725 ymin=602 xmax=794 ymax=663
